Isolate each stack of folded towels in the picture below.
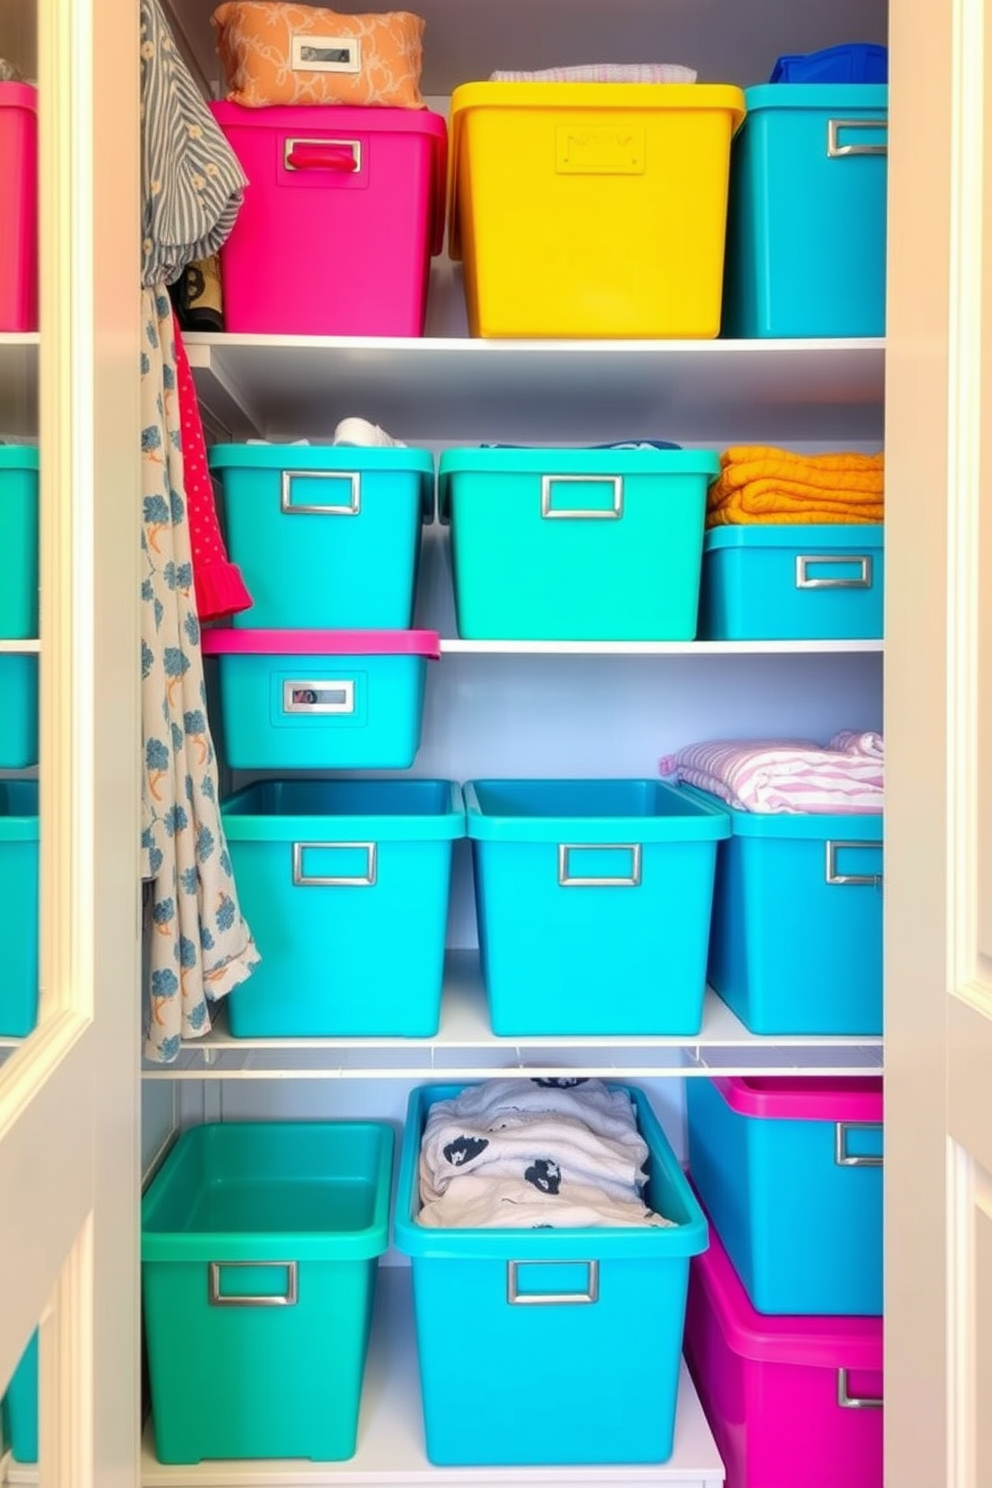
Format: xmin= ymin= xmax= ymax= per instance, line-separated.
xmin=418 ymin=1078 xmax=671 ymax=1229
xmin=660 ymin=730 xmax=884 ymax=815
xmin=707 ymin=445 xmax=884 ymax=529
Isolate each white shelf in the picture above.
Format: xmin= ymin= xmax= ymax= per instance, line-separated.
xmin=0 ymin=640 xmax=39 ymax=654
xmin=0 ymin=334 xmax=39 ymax=442
xmin=144 ymin=951 xmax=883 ymax=1080
xmin=184 ymin=334 xmax=885 ymax=445
xmin=438 ymin=639 xmax=883 ymax=655
xmin=126 ymin=1269 xmax=724 ymax=1488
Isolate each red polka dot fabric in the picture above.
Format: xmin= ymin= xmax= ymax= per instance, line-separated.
xmin=172 ymin=311 xmax=253 ymax=622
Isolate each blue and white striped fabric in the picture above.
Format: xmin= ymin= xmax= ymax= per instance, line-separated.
xmin=140 ymin=0 xmax=246 ymax=289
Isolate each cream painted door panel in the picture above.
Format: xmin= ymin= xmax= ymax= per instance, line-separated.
xmin=0 ymin=1 xmax=141 ymax=1483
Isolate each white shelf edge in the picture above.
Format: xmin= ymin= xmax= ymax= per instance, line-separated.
xmin=143 ymin=953 xmax=882 ymax=1080
xmin=124 ymin=1271 xmax=725 ymax=1488
xmin=0 ymin=640 xmax=40 ymax=654
xmin=0 ymin=333 xmax=39 ymax=347
xmin=184 ymin=332 xmax=884 ymax=356
xmin=438 ymin=638 xmax=883 ymax=655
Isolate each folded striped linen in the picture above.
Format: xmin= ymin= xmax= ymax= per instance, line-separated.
xmin=489 ymin=63 xmax=697 ymax=84
xmin=418 ymin=1078 xmax=671 ymax=1229
xmin=659 ymin=732 xmax=884 ymax=815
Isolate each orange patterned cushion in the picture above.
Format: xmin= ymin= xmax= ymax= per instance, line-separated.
xmin=212 ymin=3 xmax=426 ymax=108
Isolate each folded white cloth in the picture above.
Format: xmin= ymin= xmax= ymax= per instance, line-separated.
xmin=418 ymin=1079 xmax=671 ymax=1229
xmin=489 ymin=64 xmax=697 ymax=85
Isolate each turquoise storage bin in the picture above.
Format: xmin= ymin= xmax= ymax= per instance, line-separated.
xmin=0 ymin=445 xmax=39 ymax=640
xmin=700 ymin=524 xmax=885 ymax=640
xmin=723 ymin=85 xmax=888 ymax=337
xmin=200 ymin=628 xmax=439 ymax=770
xmin=223 ymin=779 xmax=464 ymax=1037
xmin=208 ymin=444 xmax=435 ymax=631
xmin=3 ymin=1331 xmax=38 ymax=1464
xmin=466 ymin=779 xmax=730 ymax=1036
xmin=0 ymin=652 xmax=38 ymax=768
xmin=438 ymin=448 xmax=720 ymax=640
xmin=682 ymin=786 xmax=883 ymax=1035
xmin=141 ymin=1120 xmax=393 ymax=1464
xmin=394 ymin=1082 xmax=709 ymax=1467
xmin=686 ymin=1076 xmax=883 ymax=1315
xmin=0 ymin=781 xmax=38 ymax=1038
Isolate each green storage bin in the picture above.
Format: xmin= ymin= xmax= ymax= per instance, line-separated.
xmin=438 ymin=447 xmax=720 ymax=640
xmin=141 ymin=1121 xmax=393 ymax=1464
xmin=0 ymin=445 xmax=39 ymax=640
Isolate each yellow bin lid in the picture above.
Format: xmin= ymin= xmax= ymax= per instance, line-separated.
xmin=447 ymin=81 xmax=747 ymax=261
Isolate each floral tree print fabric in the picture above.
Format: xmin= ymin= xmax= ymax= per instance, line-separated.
xmin=141 ymin=287 xmax=259 ymax=1063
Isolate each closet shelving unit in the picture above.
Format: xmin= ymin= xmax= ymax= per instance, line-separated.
xmin=0 ymin=0 xmax=891 ymax=1480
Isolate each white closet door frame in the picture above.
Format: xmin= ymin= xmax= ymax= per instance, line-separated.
xmin=0 ymin=1 xmax=141 ymax=1483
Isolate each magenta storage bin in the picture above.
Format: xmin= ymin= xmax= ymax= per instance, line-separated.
xmin=210 ymin=103 xmax=448 ymax=336
xmin=0 ymin=84 xmax=38 ymax=332
xmin=685 ymin=1210 xmax=882 ymax=1488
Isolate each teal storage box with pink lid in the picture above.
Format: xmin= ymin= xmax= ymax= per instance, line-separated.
xmin=686 ymin=1076 xmax=883 ymax=1316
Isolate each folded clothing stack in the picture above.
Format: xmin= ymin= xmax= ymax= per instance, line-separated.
xmin=418 ymin=1078 xmax=672 ymax=1229
xmin=660 ymin=730 xmax=884 ymax=814
xmin=707 ymin=445 xmax=884 ymax=528
xmin=489 ymin=64 xmax=697 ymax=84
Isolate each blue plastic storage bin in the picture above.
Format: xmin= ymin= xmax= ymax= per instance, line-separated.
xmin=200 ymin=628 xmax=439 ymax=771
xmin=3 ymin=1332 xmax=38 ymax=1464
xmin=438 ymin=448 xmax=720 ymax=640
xmin=208 ymin=444 xmax=435 ymax=631
xmin=700 ymin=524 xmax=885 ymax=640
xmin=723 ymin=85 xmax=888 ymax=338
xmin=394 ymin=1082 xmax=709 ymax=1467
xmin=142 ymin=1120 xmax=393 ymax=1464
xmin=770 ymin=44 xmax=888 ymax=84
xmin=682 ymin=786 xmax=883 ymax=1035
xmin=466 ymin=779 xmax=730 ymax=1036
xmin=0 ymin=781 xmax=38 ymax=1038
xmin=222 ymin=779 xmax=464 ymax=1037
xmin=686 ymin=1076 xmax=883 ymax=1315
xmin=0 ymin=653 xmax=38 ymax=769
xmin=0 ymin=446 xmax=38 ymax=640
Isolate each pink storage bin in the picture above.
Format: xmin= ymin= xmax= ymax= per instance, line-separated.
xmin=0 ymin=83 xmax=38 ymax=332
xmin=684 ymin=1205 xmax=883 ymax=1488
xmin=210 ymin=103 xmax=447 ymax=336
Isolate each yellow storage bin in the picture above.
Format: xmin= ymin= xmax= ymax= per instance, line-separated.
xmin=449 ymin=83 xmax=746 ymax=339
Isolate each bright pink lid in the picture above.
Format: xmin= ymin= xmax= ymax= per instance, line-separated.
xmin=691 ymin=1198 xmax=883 ymax=1368
xmin=713 ymin=1076 xmax=883 ymax=1124
xmin=201 ymin=628 xmax=441 ymax=659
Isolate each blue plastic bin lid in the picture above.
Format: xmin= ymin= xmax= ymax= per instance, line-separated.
xmin=393 ymin=1083 xmax=710 ymax=1261
xmin=0 ymin=445 xmax=39 ymax=470
xmin=465 ymin=778 xmax=730 ymax=844
xmin=770 ymin=43 xmax=888 ymax=85
xmin=742 ymin=82 xmax=887 ymax=114
xmin=207 ymin=442 xmax=437 ymax=523
xmin=437 ymin=447 xmax=721 ymax=524
xmin=703 ymin=522 xmax=884 ymax=552
xmin=678 ymin=782 xmax=882 ymax=840
xmin=0 ymin=781 xmax=38 ymax=836
xmin=222 ymin=778 xmax=466 ymax=841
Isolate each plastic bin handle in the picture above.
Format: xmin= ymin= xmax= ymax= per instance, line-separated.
xmin=558 ymin=843 xmax=642 ymax=888
xmin=835 ymin=1121 xmax=883 ymax=1167
xmin=825 ymin=840 xmax=883 ymax=888
xmin=837 ymin=1369 xmax=883 ymax=1409
xmin=293 ymin=841 xmax=377 ymax=887
xmin=284 ymin=138 xmax=362 ymax=173
xmin=795 ymin=554 xmax=872 ymax=589
xmin=507 ymin=1260 xmax=599 ymax=1306
xmin=208 ymin=1261 xmax=298 ymax=1307
xmin=281 ymin=470 xmax=361 ymax=516
xmin=282 ymin=680 xmax=356 ymax=716
xmin=541 ymin=474 xmax=623 ymax=520
xmin=827 ymin=118 xmax=887 ymax=158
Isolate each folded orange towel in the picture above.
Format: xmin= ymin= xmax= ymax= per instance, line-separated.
xmin=708 ymin=446 xmax=884 ymax=528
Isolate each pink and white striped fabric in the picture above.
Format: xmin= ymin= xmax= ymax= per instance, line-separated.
xmin=659 ymin=732 xmax=884 ymax=815
xmin=489 ymin=64 xmax=697 ymax=84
